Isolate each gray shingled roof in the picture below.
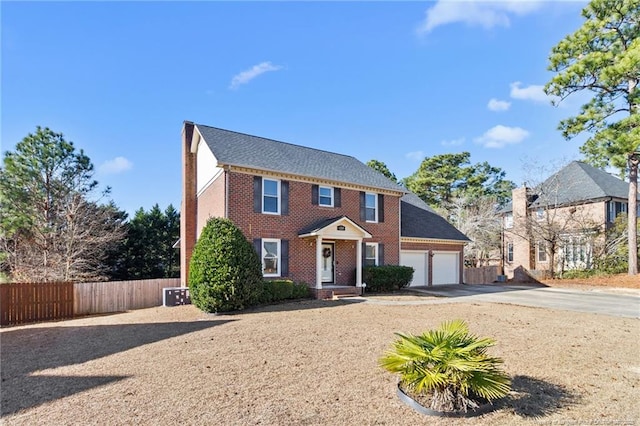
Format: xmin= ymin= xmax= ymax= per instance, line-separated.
xmin=502 ymin=161 xmax=635 ymax=213
xmin=195 ymin=124 xmax=405 ymax=193
xmin=400 ymin=194 xmax=470 ymax=242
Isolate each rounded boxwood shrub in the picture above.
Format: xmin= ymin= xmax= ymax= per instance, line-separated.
xmin=188 ymin=218 xmax=263 ymax=312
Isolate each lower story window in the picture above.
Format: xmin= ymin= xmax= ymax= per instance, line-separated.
xmin=262 ymin=239 xmax=281 ymax=277
xmin=507 ymin=242 xmax=514 ymax=262
xmin=365 ymin=243 xmax=378 ymax=266
xmin=537 ymin=242 xmax=547 ymax=262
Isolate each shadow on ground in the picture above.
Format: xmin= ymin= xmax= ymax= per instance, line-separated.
xmin=495 ymin=375 xmax=579 ymax=418
xmin=1 ymin=319 xmax=231 ymax=416
xmin=405 ymin=283 xmax=548 ymax=299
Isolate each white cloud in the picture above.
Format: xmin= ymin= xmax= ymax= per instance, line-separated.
xmin=487 ymin=98 xmax=511 ymax=111
xmin=98 ymin=156 xmax=133 ymax=175
xmin=509 ymin=81 xmax=556 ymax=103
xmin=405 ymin=151 xmax=425 ymax=161
xmin=441 ymin=137 xmax=466 ymax=147
xmin=229 ymin=62 xmax=283 ymax=90
xmin=417 ymin=1 xmax=543 ymax=34
xmin=474 ymin=125 xmax=530 ymax=148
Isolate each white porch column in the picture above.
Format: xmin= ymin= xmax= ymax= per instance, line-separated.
xmin=356 ymin=238 xmax=363 ymax=287
xmin=316 ymin=235 xmax=323 ymax=289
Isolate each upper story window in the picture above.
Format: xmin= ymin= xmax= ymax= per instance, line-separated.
xmin=365 ymin=192 xmax=378 ymax=222
xmin=504 ymin=213 xmax=513 ymax=229
xmin=263 ymin=178 xmax=280 ymax=214
xmin=507 ymin=242 xmax=514 ymax=262
xmin=606 ymin=201 xmax=628 ymax=223
xmin=536 ymin=208 xmax=544 ymax=221
xmin=319 ymin=186 xmax=334 ymax=207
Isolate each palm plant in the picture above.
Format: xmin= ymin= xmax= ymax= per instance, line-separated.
xmin=380 ymin=319 xmax=511 ymax=412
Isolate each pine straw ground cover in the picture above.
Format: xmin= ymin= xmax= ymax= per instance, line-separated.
xmin=1 ymin=298 xmax=639 ymax=425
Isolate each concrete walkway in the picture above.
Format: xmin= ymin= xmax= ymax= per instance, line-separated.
xmin=361 ymin=284 xmax=640 ymax=319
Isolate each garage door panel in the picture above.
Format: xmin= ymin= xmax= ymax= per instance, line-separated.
xmin=432 ymin=252 xmax=458 ymax=285
xmin=400 ymin=251 xmax=427 ymax=287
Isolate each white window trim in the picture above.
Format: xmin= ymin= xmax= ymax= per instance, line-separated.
xmin=262 ymin=178 xmax=281 ymax=215
xmin=504 ymin=213 xmax=513 ymax=229
xmin=365 ymin=242 xmax=378 ymax=266
xmin=537 ymin=242 xmax=547 ymax=262
xmin=507 ymin=242 xmax=514 ymax=263
xmin=365 ymin=192 xmax=378 ymax=223
xmin=319 ymin=186 xmax=334 ymax=207
xmin=262 ymin=238 xmax=281 ymax=277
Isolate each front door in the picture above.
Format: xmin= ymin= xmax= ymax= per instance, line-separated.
xmin=321 ymin=243 xmax=335 ymax=283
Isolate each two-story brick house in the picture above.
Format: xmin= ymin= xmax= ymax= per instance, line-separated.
xmin=180 ymin=121 xmax=469 ymax=298
xmin=502 ymin=161 xmax=638 ymax=278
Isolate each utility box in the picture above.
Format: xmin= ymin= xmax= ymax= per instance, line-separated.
xmin=163 ymin=287 xmax=191 ymax=306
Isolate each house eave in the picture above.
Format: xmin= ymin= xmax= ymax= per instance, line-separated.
xmin=401 ymin=236 xmax=469 ymax=245
xmin=220 ymin=164 xmax=406 ymax=197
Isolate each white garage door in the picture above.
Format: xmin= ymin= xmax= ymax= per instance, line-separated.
xmin=432 ymin=252 xmax=459 ymax=285
xmin=400 ymin=251 xmax=428 ymax=287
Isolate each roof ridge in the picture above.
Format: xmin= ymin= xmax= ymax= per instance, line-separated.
xmin=194 ymin=123 xmax=361 ymax=161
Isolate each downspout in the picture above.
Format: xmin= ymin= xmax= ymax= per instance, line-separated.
xmin=225 ymin=165 xmax=230 ymax=219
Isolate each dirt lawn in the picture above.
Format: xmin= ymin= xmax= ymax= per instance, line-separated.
xmin=1 ymin=296 xmax=639 ymax=425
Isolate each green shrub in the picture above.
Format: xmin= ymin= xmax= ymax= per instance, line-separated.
xmin=380 ymin=319 xmax=511 ymax=413
xmin=363 ymin=265 xmax=414 ymax=292
xmin=257 ymin=280 xmax=310 ymax=304
xmin=188 ymin=218 xmax=263 ymax=312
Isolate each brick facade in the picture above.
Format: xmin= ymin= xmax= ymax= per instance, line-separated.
xmin=227 ymin=171 xmax=400 ymax=286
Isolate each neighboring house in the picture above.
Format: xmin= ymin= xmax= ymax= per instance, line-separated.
xmin=501 ymin=161 xmax=638 ymax=278
xmin=180 ymin=121 xmax=470 ymax=298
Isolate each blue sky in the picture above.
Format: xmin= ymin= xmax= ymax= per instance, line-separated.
xmin=2 ymin=1 xmax=590 ymax=215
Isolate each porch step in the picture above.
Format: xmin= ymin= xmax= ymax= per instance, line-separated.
xmin=326 ymin=286 xmax=361 ymax=300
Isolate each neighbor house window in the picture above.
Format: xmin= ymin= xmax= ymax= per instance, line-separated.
xmin=262 ymin=239 xmax=281 ymax=277
xmin=504 ymin=213 xmax=513 ymax=229
xmin=262 ymin=178 xmax=280 ymax=214
xmin=507 ymin=242 xmax=514 ymax=262
xmin=365 ymin=243 xmax=378 ymax=266
xmin=537 ymin=242 xmax=547 ymax=262
xmin=319 ymin=186 xmax=334 ymax=207
xmin=365 ymin=193 xmax=378 ymax=222
xmin=536 ymin=208 xmax=544 ymax=221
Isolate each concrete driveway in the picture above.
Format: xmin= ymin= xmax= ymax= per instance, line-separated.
xmin=364 ymin=284 xmax=640 ymax=319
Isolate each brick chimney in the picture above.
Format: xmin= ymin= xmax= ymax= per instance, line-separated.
xmin=511 ymin=186 xmax=533 ymax=271
xmin=180 ymin=121 xmax=197 ymax=286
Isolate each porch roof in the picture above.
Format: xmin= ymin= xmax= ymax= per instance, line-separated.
xmin=298 ymin=216 xmax=372 ymax=239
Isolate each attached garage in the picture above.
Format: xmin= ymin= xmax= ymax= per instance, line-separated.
xmin=400 ymin=251 xmax=428 ymax=287
xmin=432 ymin=251 xmax=460 ymax=285
xmin=400 ymin=193 xmax=470 ymax=287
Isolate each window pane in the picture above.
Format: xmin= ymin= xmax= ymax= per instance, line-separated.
xmin=366 ymin=208 xmax=376 ymax=222
xmin=264 ymin=179 xmax=278 ymax=196
xmin=263 ymin=196 xmax=278 ymax=213
xmin=263 ymin=241 xmax=279 ymax=275
xmin=365 ymin=193 xmax=376 ymax=208
xmin=319 ymin=187 xmax=332 ymax=197
xmin=366 ymin=245 xmax=376 ymax=258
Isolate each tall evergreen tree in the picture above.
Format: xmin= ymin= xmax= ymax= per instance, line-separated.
xmin=403 ymin=152 xmax=514 ymax=207
xmin=0 ymin=127 xmax=125 ymax=281
xmin=110 ymin=204 xmax=180 ymax=280
xmin=545 ymin=0 xmax=639 ymax=274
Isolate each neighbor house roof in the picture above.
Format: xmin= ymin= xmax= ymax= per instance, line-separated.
xmin=400 ymin=193 xmax=470 ymax=242
xmin=502 ymin=161 xmax=635 ymax=213
xmin=194 ymin=123 xmax=406 ymax=193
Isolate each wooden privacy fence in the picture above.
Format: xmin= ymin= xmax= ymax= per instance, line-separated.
xmin=0 ymin=282 xmax=74 ymax=326
xmin=74 ymin=278 xmax=180 ymax=316
xmin=1 ymin=278 xmax=181 ymax=326
xmin=464 ymin=266 xmax=500 ymax=284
